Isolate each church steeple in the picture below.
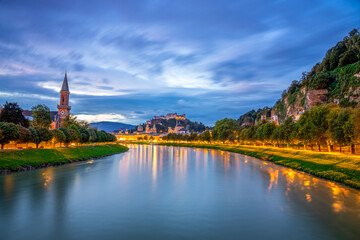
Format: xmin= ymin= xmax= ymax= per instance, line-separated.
xmin=56 ymin=71 xmax=71 ymax=129
xmin=61 ymin=72 xmax=69 ymax=91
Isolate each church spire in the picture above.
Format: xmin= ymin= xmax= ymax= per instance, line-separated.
xmin=61 ymin=71 xmax=69 ymax=91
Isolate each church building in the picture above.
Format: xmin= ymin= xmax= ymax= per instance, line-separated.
xmin=23 ymin=72 xmax=71 ymax=130
xmin=55 ymin=72 xmax=71 ymax=129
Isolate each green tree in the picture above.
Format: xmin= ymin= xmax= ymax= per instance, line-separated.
xmin=297 ymin=111 xmax=317 ymax=150
xmin=199 ymin=130 xmax=211 ymax=142
xmin=328 ymin=109 xmax=353 ymax=153
xmin=87 ymin=127 xmax=98 ymax=143
xmin=61 ymin=115 xmax=79 ymax=128
xmin=31 ymin=104 xmax=52 ymax=128
xmin=309 ymin=105 xmax=331 ymax=151
xmin=256 ymin=122 xmax=277 ymax=145
xmin=32 ymin=127 xmax=52 ymax=148
xmin=79 ymin=127 xmax=90 ymax=143
xmin=0 ymin=122 xmax=20 ymax=149
xmin=352 ymin=106 xmax=360 ymax=145
xmin=212 ymin=118 xmax=240 ymax=142
xmin=17 ymin=125 xmax=32 ymax=147
xmin=52 ymin=129 xmax=66 ymax=147
xmin=0 ymin=102 xmax=29 ymax=127
xmin=68 ymin=129 xmax=80 ymax=145
xmin=28 ymin=127 xmax=39 ymax=148
xmin=59 ymin=128 xmax=71 ymax=146
xmin=188 ymin=132 xmax=199 ymax=141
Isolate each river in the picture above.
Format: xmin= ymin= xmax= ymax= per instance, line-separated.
xmin=1 ymin=144 xmax=360 ymax=239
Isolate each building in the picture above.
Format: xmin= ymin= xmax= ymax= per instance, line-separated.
xmin=145 ymin=124 xmax=157 ymax=134
xmin=22 ymin=72 xmax=71 ymax=129
xmin=167 ymin=120 xmax=189 ymax=134
xmin=270 ymin=115 xmax=279 ymax=125
xmin=295 ymin=111 xmax=305 ymax=121
xmin=137 ymin=125 xmax=144 ymax=132
xmin=150 ymin=113 xmax=186 ymax=125
xmin=56 ymin=72 xmax=71 ymax=128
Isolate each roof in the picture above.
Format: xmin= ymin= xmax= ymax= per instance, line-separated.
xmin=61 ymin=72 xmax=69 ymax=91
xmin=22 ymin=110 xmax=58 ymax=121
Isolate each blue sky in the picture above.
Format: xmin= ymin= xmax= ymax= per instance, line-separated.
xmin=0 ymin=0 xmax=359 ymax=125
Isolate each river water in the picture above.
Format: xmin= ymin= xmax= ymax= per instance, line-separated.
xmin=0 ymin=144 xmax=360 ymax=240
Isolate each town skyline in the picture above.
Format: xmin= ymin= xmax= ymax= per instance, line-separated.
xmin=0 ymin=0 xmax=360 ymax=125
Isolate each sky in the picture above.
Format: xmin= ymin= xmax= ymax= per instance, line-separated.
xmin=0 ymin=0 xmax=359 ymax=126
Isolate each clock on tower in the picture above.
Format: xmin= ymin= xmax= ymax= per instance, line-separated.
xmin=56 ymin=72 xmax=71 ymax=128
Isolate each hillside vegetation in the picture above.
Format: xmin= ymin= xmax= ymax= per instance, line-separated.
xmin=239 ymin=28 xmax=360 ymax=125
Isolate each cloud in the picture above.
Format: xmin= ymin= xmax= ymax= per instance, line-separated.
xmin=0 ymin=0 xmax=359 ymax=125
xmin=0 ymin=91 xmax=58 ymax=101
xmin=76 ymin=113 xmax=127 ymax=123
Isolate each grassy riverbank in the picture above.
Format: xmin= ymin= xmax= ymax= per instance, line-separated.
xmin=149 ymin=142 xmax=360 ymax=189
xmin=0 ymin=144 xmax=128 ymax=172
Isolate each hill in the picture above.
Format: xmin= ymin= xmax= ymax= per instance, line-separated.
xmin=90 ymin=121 xmax=136 ymax=132
xmin=238 ymin=28 xmax=360 ymax=125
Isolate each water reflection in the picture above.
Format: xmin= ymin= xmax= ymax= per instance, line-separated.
xmin=0 ymin=144 xmax=360 ymax=240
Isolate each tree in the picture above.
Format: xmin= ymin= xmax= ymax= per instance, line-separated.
xmin=339 ymin=50 xmax=358 ymax=67
xmin=352 ymin=105 xmax=360 ymax=145
xmin=79 ymin=127 xmax=90 ymax=143
xmin=61 ymin=115 xmax=79 ymax=128
xmin=188 ymin=132 xmax=199 ymax=141
xmin=0 ymin=122 xmax=20 ymax=149
xmin=309 ymin=105 xmax=330 ymax=151
xmin=87 ymin=127 xmax=98 ymax=143
xmin=228 ymin=134 xmax=236 ymax=143
xmin=212 ymin=118 xmax=240 ymax=142
xmin=68 ymin=129 xmax=80 ymax=145
xmin=256 ymin=122 xmax=277 ymax=145
xmin=52 ymin=129 xmax=66 ymax=147
xmin=0 ymin=102 xmax=29 ymax=127
xmin=17 ymin=125 xmax=32 ymax=147
xmin=59 ymin=128 xmax=71 ymax=146
xmin=28 ymin=127 xmax=39 ymax=148
xmin=328 ymin=109 xmax=353 ymax=153
xmin=297 ymin=111 xmax=317 ymax=150
xmin=32 ymin=127 xmax=52 ymax=148
xmin=280 ymin=117 xmax=298 ymax=148
xmin=69 ymin=124 xmax=81 ymax=145
xmin=31 ymin=104 xmax=52 ymax=128
xmin=310 ymin=72 xmax=334 ymax=90
xmin=200 ymin=130 xmax=211 ymax=142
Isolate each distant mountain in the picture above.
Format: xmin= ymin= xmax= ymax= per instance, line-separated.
xmin=90 ymin=121 xmax=136 ymax=132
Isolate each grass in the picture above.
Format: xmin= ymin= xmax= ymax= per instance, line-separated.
xmin=0 ymin=144 xmax=128 ymax=172
xmin=150 ymin=142 xmax=360 ymax=189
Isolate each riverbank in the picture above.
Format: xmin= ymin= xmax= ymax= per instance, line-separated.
xmin=136 ymin=142 xmax=360 ymax=189
xmin=0 ymin=144 xmax=128 ymax=173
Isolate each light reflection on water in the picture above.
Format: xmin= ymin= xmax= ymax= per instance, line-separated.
xmin=0 ymin=144 xmax=360 ymax=240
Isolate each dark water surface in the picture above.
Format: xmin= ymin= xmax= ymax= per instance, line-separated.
xmin=1 ymin=144 xmax=360 ymax=240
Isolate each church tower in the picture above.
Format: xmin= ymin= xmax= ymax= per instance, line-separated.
xmin=56 ymin=72 xmax=71 ymax=128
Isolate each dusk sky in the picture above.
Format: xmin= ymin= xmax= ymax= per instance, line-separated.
xmin=0 ymin=0 xmax=359 ymax=126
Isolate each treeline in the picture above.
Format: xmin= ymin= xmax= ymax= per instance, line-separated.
xmin=0 ymin=102 xmax=116 ymax=149
xmin=162 ymin=130 xmax=211 ymax=142
xmin=238 ymin=104 xmax=360 ymax=153
xmin=162 ymin=104 xmax=360 ymax=154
